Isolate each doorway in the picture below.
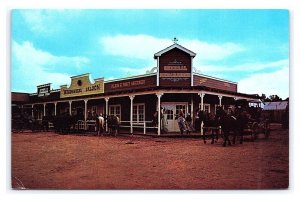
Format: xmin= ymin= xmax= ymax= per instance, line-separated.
xmin=161 ymin=103 xmax=187 ymax=132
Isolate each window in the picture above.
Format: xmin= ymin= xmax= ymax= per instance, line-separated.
xmin=165 ymin=109 xmax=174 ymax=120
xmin=204 ymin=104 xmax=210 ymax=113
xmin=214 ymin=104 xmax=224 ymax=114
xmin=175 ymin=105 xmax=186 ymax=117
xmin=133 ymin=104 xmax=145 ymax=122
xmin=109 ymin=105 xmax=121 ymax=120
xmin=92 ymin=106 xmax=97 ymax=114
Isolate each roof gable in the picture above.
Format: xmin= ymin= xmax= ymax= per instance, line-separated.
xmin=154 ymin=43 xmax=196 ymax=59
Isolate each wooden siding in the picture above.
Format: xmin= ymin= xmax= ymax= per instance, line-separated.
xmin=193 ymin=74 xmax=237 ymax=92
xmin=104 ymin=75 xmax=156 ymax=93
xmin=159 ymin=48 xmax=192 ymax=87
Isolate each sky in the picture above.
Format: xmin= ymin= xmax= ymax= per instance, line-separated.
xmin=11 ymin=9 xmax=289 ymax=99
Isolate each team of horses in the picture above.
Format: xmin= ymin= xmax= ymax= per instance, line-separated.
xmin=12 ymin=106 xmax=269 ymax=147
xmin=12 ymin=112 xmax=120 ymax=136
xmin=200 ymin=106 xmax=269 ymax=147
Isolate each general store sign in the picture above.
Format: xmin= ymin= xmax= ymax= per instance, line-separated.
xmin=60 ymin=74 xmax=104 ymax=98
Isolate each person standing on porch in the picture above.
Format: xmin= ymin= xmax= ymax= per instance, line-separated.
xmin=185 ymin=113 xmax=193 ymax=135
xmin=177 ymin=112 xmax=186 ymax=135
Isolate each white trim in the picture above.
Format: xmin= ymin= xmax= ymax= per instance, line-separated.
xmin=191 ymin=57 xmax=193 ymax=86
xmin=214 ymin=104 xmax=225 ymax=114
xmin=154 ymin=43 xmax=196 ymax=58
xmin=24 ymin=89 xmax=259 ymax=106
xmin=94 ymin=77 xmax=104 ymax=81
xmin=104 ymin=73 xmax=156 ymax=83
xmin=37 ymin=83 xmax=51 ymax=88
xmin=70 ymin=73 xmax=90 ymax=79
xmin=133 ymin=103 xmax=145 ymax=123
xmin=193 ymin=72 xmax=237 ymax=84
xmin=109 ymin=104 xmax=121 ymax=121
xmin=203 ymin=104 xmax=210 ymax=113
xmin=157 ymin=57 xmax=160 ymax=86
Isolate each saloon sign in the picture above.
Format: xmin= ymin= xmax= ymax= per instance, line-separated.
xmin=60 ymin=73 xmax=104 ymax=98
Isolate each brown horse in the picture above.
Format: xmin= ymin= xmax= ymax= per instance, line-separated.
xmin=216 ymin=106 xmax=249 ymax=147
xmin=201 ymin=111 xmax=220 ymax=144
xmin=107 ymin=115 xmax=120 ymax=136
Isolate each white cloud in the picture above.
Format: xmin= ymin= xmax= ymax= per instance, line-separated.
xmin=119 ymin=66 xmax=156 ymax=76
xmin=100 ymin=34 xmax=171 ymax=60
xmin=238 ymin=67 xmax=289 ymax=99
xmin=19 ymin=10 xmax=82 ymax=36
xmin=181 ymin=39 xmax=244 ymax=62
xmin=12 ymin=41 xmax=89 ymax=92
xmin=100 ymin=34 xmax=244 ymax=62
xmin=195 ymin=59 xmax=289 ymax=73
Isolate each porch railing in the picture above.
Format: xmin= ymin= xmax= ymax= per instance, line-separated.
xmin=119 ymin=121 xmax=156 ymax=135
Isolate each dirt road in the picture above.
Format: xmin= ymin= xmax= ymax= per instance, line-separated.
xmin=11 ymin=128 xmax=289 ymax=189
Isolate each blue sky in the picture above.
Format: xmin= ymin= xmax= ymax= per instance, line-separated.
xmin=11 ymin=9 xmax=289 ymax=98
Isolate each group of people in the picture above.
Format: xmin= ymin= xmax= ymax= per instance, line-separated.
xmin=152 ymin=105 xmax=265 ymax=135
xmin=176 ymin=111 xmax=193 ymax=135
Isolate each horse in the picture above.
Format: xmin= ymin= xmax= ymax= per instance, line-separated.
xmin=52 ymin=113 xmax=77 ymax=134
xmin=12 ymin=112 xmax=41 ymax=133
xmin=96 ymin=114 xmax=105 ymax=136
xmin=215 ymin=106 xmax=249 ymax=147
xmin=41 ymin=115 xmax=52 ymax=132
xmin=215 ymin=107 xmax=237 ymax=147
xmin=106 ymin=115 xmax=120 ymax=136
xmin=202 ymin=111 xmax=220 ymax=144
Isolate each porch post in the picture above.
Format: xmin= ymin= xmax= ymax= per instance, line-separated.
xmin=129 ymin=95 xmax=135 ymax=134
xmin=105 ymin=97 xmax=109 ymax=132
xmin=191 ymin=96 xmax=194 ymax=118
xmin=156 ymin=93 xmax=163 ymax=136
xmin=43 ymin=103 xmax=46 ymax=116
xmin=218 ymin=95 xmax=223 ymax=106
xmin=84 ymin=99 xmax=88 ymax=130
xmin=198 ymin=92 xmax=205 ymax=135
xmin=54 ymin=102 xmax=57 ymax=116
xmin=156 ymin=57 xmax=160 ymax=86
xmin=69 ymin=100 xmax=72 ymax=116
xmin=31 ymin=104 xmax=34 ymax=118
xmin=199 ymin=92 xmax=205 ymax=111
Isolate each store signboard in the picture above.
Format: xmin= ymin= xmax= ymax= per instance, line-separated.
xmin=37 ymin=84 xmax=51 ymax=97
xmin=60 ymin=74 xmax=104 ymax=98
xmin=159 ymin=48 xmax=192 ymax=86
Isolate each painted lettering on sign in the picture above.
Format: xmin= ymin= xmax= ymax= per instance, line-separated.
xmin=110 ymin=79 xmax=146 ymax=89
xmin=163 ymin=66 xmax=187 ymax=71
xmin=63 ymin=88 xmax=82 ymax=95
xmin=199 ymin=78 xmax=207 ymax=85
xmin=224 ymin=83 xmax=231 ymax=87
xmin=160 ymin=73 xmax=191 ymax=78
xmin=37 ymin=84 xmax=51 ymax=97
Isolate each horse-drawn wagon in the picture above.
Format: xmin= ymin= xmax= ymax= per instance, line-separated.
xmin=243 ymin=118 xmax=270 ymax=141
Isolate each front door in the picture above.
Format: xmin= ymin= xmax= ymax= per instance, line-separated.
xmin=161 ymin=103 xmax=187 ymax=132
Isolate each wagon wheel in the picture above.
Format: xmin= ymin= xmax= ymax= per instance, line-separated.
xmin=251 ymin=122 xmax=259 ymax=141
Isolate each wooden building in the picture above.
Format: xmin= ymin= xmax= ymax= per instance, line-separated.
xmin=12 ymin=43 xmax=260 ymax=134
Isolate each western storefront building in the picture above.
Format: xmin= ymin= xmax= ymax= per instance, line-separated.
xmin=12 ymin=43 xmax=260 ymax=135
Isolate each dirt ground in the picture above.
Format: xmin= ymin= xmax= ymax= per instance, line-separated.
xmin=11 ymin=126 xmax=289 ymax=189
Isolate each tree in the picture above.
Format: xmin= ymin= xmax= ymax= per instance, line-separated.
xmin=260 ymin=94 xmax=283 ymax=102
xmin=269 ymin=95 xmax=282 ymax=102
xmin=260 ymin=93 xmax=267 ymax=102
